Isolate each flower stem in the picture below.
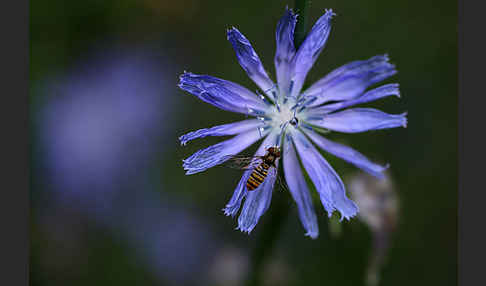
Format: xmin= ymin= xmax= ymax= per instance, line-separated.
xmin=245 ymin=183 xmax=291 ymax=286
xmin=294 ymin=0 xmax=311 ymax=49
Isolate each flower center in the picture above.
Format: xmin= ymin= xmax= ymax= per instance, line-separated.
xmin=289 ymin=117 xmax=299 ymax=126
xmin=270 ymin=101 xmax=299 ymax=129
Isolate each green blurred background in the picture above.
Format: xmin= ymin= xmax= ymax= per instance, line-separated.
xmin=30 ymin=0 xmax=457 ymax=286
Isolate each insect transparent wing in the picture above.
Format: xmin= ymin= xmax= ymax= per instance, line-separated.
xmin=275 ymin=170 xmax=290 ymax=193
xmin=220 ymin=155 xmax=263 ymax=170
xmin=268 ymin=166 xmax=278 ymax=182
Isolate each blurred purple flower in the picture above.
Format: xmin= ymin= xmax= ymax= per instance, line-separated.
xmin=179 ymin=8 xmax=406 ymax=238
xmin=40 ymin=51 xmax=169 ymax=210
xmin=348 ymin=172 xmax=399 ymax=286
xmin=37 ymin=50 xmax=220 ymax=285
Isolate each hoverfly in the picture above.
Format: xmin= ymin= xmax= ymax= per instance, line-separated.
xmin=221 ymin=146 xmax=287 ymax=192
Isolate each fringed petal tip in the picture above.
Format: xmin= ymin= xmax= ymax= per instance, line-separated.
xmin=340 ymin=201 xmax=359 ymax=222
xmin=309 ymin=8 xmax=336 ymax=40
xmin=177 ymin=71 xmax=187 ymax=88
xmin=379 ymin=54 xmax=401 ymax=74
xmin=374 ymin=169 xmax=387 ymax=179
xmin=182 ymin=165 xmax=199 ymax=175
xmin=287 ymin=5 xmax=295 ymax=13
xmin=373 ymin=53 xmax=392 ymax=64
xmin=236 ymin=225 xmax=254 ymax=235
xmin=179 ymin=128 xmax=216 ymax=147
xmin=222 ymin=203 xmax=241 ymax=217
xmin=326 ymin=208 xmax=334 ymax=218
xmin=226 ymin=27 xmax=245 ymax=43
xmin=182 ymin=150 xmax=211 ymax=175
xmin=178 ymin=72 xmax=201 ymax=95
xmin=380 ymin=53 xmax=390 ymax=62
xmin=339 ymin=213 xmax=357 ymax=222
xmin=178 ymin=70 xmax=188 ymax=78
xmin=324 ymin=8 xmax=337 ymax=18
xmin=182 ymin=156 xmax=200 ymax=174
xmin=369 ymin=163 xmax=390 ymax=179
xmin=305 ymin=231 xmax=319 ymax=239
xmin=333 ymin=206 xmax=359 ymax=222
xmin=380 ymin=163 xmax=391 ymax=173
xmin=378 ymin=55 xmax=397 ymax=70
xmin=179 ymin=134 xmax=188 ymax=146
xmin=183 ymin=169 xmax=196 ymax=175
xmin=178 ymin=71 xmax=192 ymax=83
xmin=322 ymin=193 xmax=359 ymax=222
xmin=365 ymin=54 xmax=396 ymax=71
xmin=222 ymin=207 xmax=234 ymax=217
xmin=386 ymin=83 xmax=401 ymax=98
xmin=284 ymin=5 xmax=297 ymax=18
xmin=399 ymin=112 xmax=408 ymax=128
xmin=226 ymin=26 xmax=235 ymax=37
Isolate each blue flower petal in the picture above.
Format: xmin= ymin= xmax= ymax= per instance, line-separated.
xmin=223 ymin=170 xmax=252 ymax=217
xmin=183 ymin=128 xmax=269 ymax=175
xmin=306 ymin=108 xmax=407 ymax=133
xmin=274 ymin=7 xmax=297 ymax=98
xmin=283 ymin=134 xmax=319 ymax=238
xmin=236 ymin=131 xmax=280 ymax=233
xmin=291 ymin=129 xmax=358 ymax=220
xmin=289 ymin=9 xmax=335 ymax=98
xmin=237 ymin=168 xmax=277 ymax=234
xmin=179 ymin=72 xmax=268 ymax=115
xmin=302 ymin=128 xmax=388 ymax=178
xmin=223 ymin=130 xmax=279 ymax=217
xmin=179 ymin=119 xmax=263 ymax=146
xmin=301 ymin=55 xmax=397 ymax=107
xmin=307 ymin=83 xmax=400 ymax=115
xmin=227 ymin=27 xmax=276 ymax=99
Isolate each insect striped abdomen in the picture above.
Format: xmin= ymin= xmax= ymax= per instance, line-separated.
xmin=246 ymin=163 xmax=269 ymax=191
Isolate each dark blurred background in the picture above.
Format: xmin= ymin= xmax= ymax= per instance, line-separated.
xmin=30 ymin=1 xmax=457 ymax=286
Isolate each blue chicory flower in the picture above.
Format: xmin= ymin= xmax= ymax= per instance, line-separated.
xmin=178 ymin=8 xmax=407 ymax=239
